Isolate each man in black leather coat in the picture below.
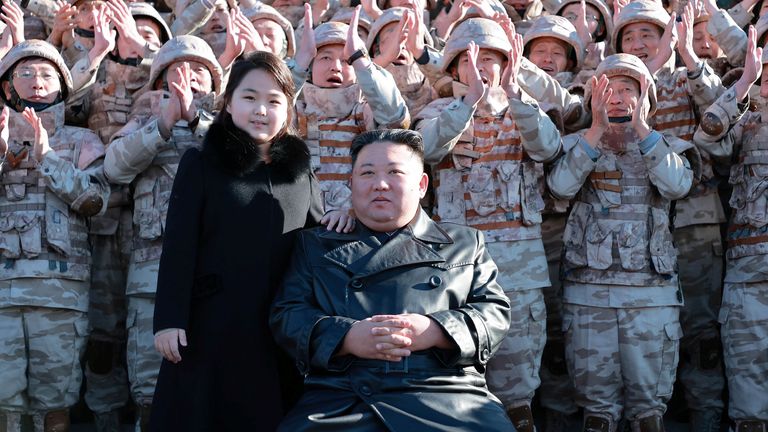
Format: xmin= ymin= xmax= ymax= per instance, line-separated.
xmin=270 ymin=129 xmax=516 ymax=432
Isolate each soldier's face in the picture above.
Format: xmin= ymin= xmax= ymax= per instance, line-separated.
xmin=165 ymin=61 xmax=213 ymax=97
xmin=136 ymin=19 xmax=163 ymax=48
xmin=253 ymin=19 xmax=287 ymax=58
xmin=3 ymin=59 xmax=62 ymax=104
xmin=226 ymin=68 xmax=289 ymax=143
xmin=203 ymin=0 xmax=229 ymax=34
xmin=561 ymin=3 xmax=602 ymax=37
xmin=312 ymin=44 xmax=356 ymax=88
xmin=375 ymin=21 xmax=413 ymax=66
xmin=620 ymin=22 xmax=662 ymax=65
xmin=761 ymin=67 xmax=768 ymax=98
xmin=350 ymin=141 xmax=428 ymax=232
xmin=456 ymin=49 xmax=506 ymax=88
xmin=386 ymin=0 xmax=426 ymax=9
xmin=526 ymin=38 xmax=572 ymax=76
xmin=76 ymin=1 xmax=106 ymax=30
xmin=604 ymin=76 xmax=640 ymax=117
xmin=692 ymin=21 xmax=721 ymax=59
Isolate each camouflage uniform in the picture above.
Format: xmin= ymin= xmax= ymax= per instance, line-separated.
xmin=547 ymin=54 xmax=693 ymax=432
xmin=292 ymin=21 xmax=409 ymax=212
xmin=552 ymin=0 xmax=615 ymax=73
xmin=0 ymin=40 xmax=109 ymax=432
xmin=103 ymin=35 xmax=221 ymax=432
xmin=502 ymin=0 xmax=547 ymax=35
xmin=366 ymin=7 xmax=436 ymax=118
xmin=415 ymin=18 xmax=562 ymax=432
xmin=693 ymin=75 xmax=768 ymax=431
xmin=613 ymin=4 xmax=728 ymax=429
xmin=242 ymin=2 xmax=296 ymax=59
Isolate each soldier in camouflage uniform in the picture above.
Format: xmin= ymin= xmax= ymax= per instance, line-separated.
xmin=0 ymin=40 xmax=109 ymax=432
xmin=196 ymin=0 xmax=228 ymax=58
xmin=242 ymin=2 xmax=295 ymax=59
xmin=366 ymin=7 xmax=435 ymax=118
xmin=548 ymin=54 xmax=694 ymax=432
xmin=554 ymin=0 xmax=614 ymax=72
xmin=414 ymin=18 xmax=562 ymax=432
xmin=693 ymin=27 xmax=768 ymax=432
xmin=103 ymin=35 xmax=222 ymax=432
xmin=612 ymin=3 xmax=728 ymax=429
xmin=289 ymin=7 xmax=409 ymax=216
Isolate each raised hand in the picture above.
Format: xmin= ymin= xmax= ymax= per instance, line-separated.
xmin=676 ymin=0 xmax=700 ymax=69
xmin=294 ymin=3 xmax=317 ymax=72
xmin=735 ymin=25 xmax=763 ymax=100
xmin=218 ymin=10 xmax=246 ymax=70
xmin=312 ymin=0 xmax=329 ymax=23
xmin=584 ymin=74 xmax=611 ymax=148
xmin=105 ymin=0 xmax=145 ymax=54
xmin=343 ymin=6 xmax=368 ymax=66
xmin=373 ymin=13 xmax=407 ymax=67
xmin=22 ymin=108 xmax=51 ymax=163
xmin=1 ymin=0 xmax=25 ymax=45
xmin=403 ymin=8 xmax=426 ymax=59
xmin=501 ymin=30 xmax=524 ymax=99
xmin=646 ymin=12 xmax=678 ymax=75
xmin=573 ymin=0 xmax=593 ymax=47
xmin=0 ymin=23 xmax=14 ymax=59
xmin=232 ymin=8 xmax=266 ymax=53
xmin=169 ymin=62 xmax=197 ymax=123
xmin=613 ymin=0 xmax=629 ymax=28
xmin=360 ymin=0 xmax=383 ymax=21
xmin=463 ymin=41 xmax=487 ymax=108
xmin=631 ymin=73 xmax=652 ymax=139
xmin=159 ymin=86 xmax=183 ymax=139
xmin=89 ymin=8 xmax=116 ymax=64
xmin=49 ymin=0 xmax=78 ymax=47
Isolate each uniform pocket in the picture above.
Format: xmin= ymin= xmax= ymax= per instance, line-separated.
xmin=743 ymin=164 xmax=768 ymax=226
xmin=496 ymin=160 xmax=521 ymax=212
xmin=0 ymin=214 xmax=21 ymax=258
xmin=467 ymin=164 xmax=498 ymax=216
xmin=436 ymin=170 xmax=466 ymax=224
xmin=617 ymin=222 xmax=649 ymax=271
xmin=521 ymin=162 xmax=545 ymax=226
xmin=586 ymin=222 xmax=613 ymax=270
xmin=656 ymin=320 xmax=683 ymax=397
xmin=133 ymin=177 xmax=162 ymax=240
xmin=562 ymin=201 xmax=591 ymax=269
xmin=649 ymin=208 xmax=677 ymax=275
xmin=45 ymin=196 xmax=71 ymax=256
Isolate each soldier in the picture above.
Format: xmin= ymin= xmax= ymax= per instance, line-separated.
xmin=290 ymin=6 xmax=409 ymax=218
xmin=242 ymin=2 xmax=296 ymax=59
xmin=548 ymin=54 xmax=694 ymax=432
xmin=366 ymin=7 xmax=435 ymax=118
xmin=56 ymin=0 xmax=104 ymax=67
xmin=196 ymin=0 xmax=229 ymax=57
xmin=693 ymin=26 xmax=768 ymax=432
xmin=414 ymin=17 xmax=562 ymax=432
xmin=523 ymin=15 xmax=584 ymax=84
xmin=0 ymin=40 xmax=109 ymax=432
xmin=554 ymin=0 xmax=613 ymax=72
xmin=103 ymin=35 xmax=222 ymax=432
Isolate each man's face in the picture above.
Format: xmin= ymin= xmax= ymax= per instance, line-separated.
xmin=604 ymin=75 xmax=640 ymax=117
xmin=760 ymin=65 xmax=768 ymax=98
xmin=3 ymin=59 xmax=62 ymax=104
xmin=456 ymin=48 xmax=506 ymax=87
xmin=386 ymin=0 xmax=425 ymax=9
xmin=505 ymin=0 xmax=534 ymax=12
xmin=692 ymin=21 xmax=722 ymax=59
xmin=272 ymin=0 xmax=302 ymax=6
xmin=164 ymin=60 xmax=213 ymax=98
xmin=620 ymin=22 xmax=662 ymax=65
xmin=526 ymin=37 xmax=572 ymax=76
xmin=202 ymin=0 xmax=228 ymax=34
xmin=351 ymin=141 xmax=428 ymax=232
xmin=561 ymin=3 xmax=601 ymax=37
xmin=311 ymin=44 xmax=356 ymax=88
xmin=375 ymin=21 xmax=412 ymax=65
xmin=117 ymin=17 xmax=162 ymax=57
xmin=76 ymin=1 xmax=106 ymax=30
xmin=253 ymin=18 xmax=287 ymax=58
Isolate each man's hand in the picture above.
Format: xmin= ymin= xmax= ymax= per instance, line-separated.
xmin=403 ymin=8 xmax=426 ymax=59
xmin=632 ymin=73 xmax=652 ymax=140
xmin=0 ymin=0 xmax=25 ymax=45
xmin=23 ymin=108 xmax=51 ymax=163
xmin=106 ymin=0 xmax=145 ymax=55
xmin=49 ymin=0 xmax=78 ymax=47
xmin=736 ymin=25 xmax=763 ymax=100
xmin=321 ymin=208 xmax=356 ymax=233
xmin=360 ymin=0 xmax=383 ymax=21
xmin=676 ymin=0 xmax=700 ymax=70
xmin=232 ymin=8 xmax=266 ymax=54
xmin=169 ymin=62 xmax=197 ymax=123
xmin=338 ymin=317 xmax=413 ymax=361
xmin=613 ymin=0 xmax=630 ymax=28
xmin=501 ymin=26 xmax=524 ymax=100
xmin=89 ymin=8 xmax=116 ymax=65
xmin=343 ymin=6 xmax=369 ymax=68
xmin=159 ymin=89 xmax=182 ymax=140
xmin=294 ymin=3 xmax=317 ymax=72
xmin=573 ymin=0 xmax=593 ymax=47
xmin=646 ymin=12 xmax=678 ymax=75
xmin=584 ymin=74 xmax=611 ymax=148
xmin=371 ymin=314 xmax=454 ymax=352
xmin=154 ymin=328 xmax=188 ymax=363
xmin=218 ymin=10 xmax=246 ymax=70
xmin=463 ymin=41 xmax=487 ymax=108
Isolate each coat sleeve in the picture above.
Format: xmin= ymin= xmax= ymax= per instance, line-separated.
xmin=104 ymin=118 xmax=170 ymax=184
xmin=509 ymin=90 xmax=562 ymax=163
xmin=269 ymin=232 xmax=358 ymax=375
xmin=640 ymin=132 xmax=694 ymax=200
xmin=415 ymin=98 xmax=474 ymax=164
xmin=152 ymin=149 xmax=204 ymax=334
xmin=427 ymin=229 xmax=512 ymax=367
xmin=694 ymin=85 xmax=750 ymax=158
xmin=707 ymin=9 xmax=748 ymax=67
xmin=685 ymin=62 xmax=725 ymax=112
xmin=518 ymin=58 xmax=591 ymax=132
xmin=547 ymin=133 xmax=599 ymax=200
xmin=357 ymin=62 xmax=411 ymax=129
xmin=171 ymin=0 xmax=215 ymax=35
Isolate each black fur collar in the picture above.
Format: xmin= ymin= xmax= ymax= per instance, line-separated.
xmin=203 ymin=118 xmax=312 ymax=182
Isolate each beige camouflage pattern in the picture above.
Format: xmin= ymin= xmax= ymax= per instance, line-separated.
xmin=720 ymin=281 xmax=768 ymax=422
xmin=706 ymin=8 xmax=749 ymax=68
xmin=296 ymin=62 xmax=409 ymax=212
xmin=61 ymin=31 xmax=95 ymax=69
xmin=0 ymin=307 xmax=88 ymax=410
xmin=523 ymin=15 xmax=585 ymax=70
xmin=20 ymin=0 xmax=58 ymax=30
xmin=125 ymin=294 xmax=162 ymax=407
xmin=383 ymin=62 xmax=436 ymax=119
xmin=170 ymin=0 xmax=214 ymax=36
xmin=563 ymin=303 xmax=682 ymax=423
xmin=674 ymin=224 xmax=726 ymax=415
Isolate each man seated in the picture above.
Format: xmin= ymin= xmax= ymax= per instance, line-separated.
xmin=269 ymin=129 xmax=515 ymax=432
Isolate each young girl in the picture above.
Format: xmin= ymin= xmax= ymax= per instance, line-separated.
xmin=150 ymin=51 xmax=323 ymax=431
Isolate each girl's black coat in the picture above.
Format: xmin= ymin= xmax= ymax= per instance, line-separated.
xmin=150 ymin=122 xmax=323 ymax=432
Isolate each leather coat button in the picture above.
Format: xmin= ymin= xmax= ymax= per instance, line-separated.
xmin=359 ymin=385 xmax=372 ymax=396
xmin=296 ymin=361 xmax=306 ymax=371
xmin=429 ymin=275 xmax=442 ymax=287
xmin=480 ymin=348 xmax=490 ymax=362
xmin=350 ymin=279 xmax=363 ymax=289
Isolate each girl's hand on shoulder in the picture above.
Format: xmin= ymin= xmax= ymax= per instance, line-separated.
xmin=321 ymin=208 xmax=356 ymax=233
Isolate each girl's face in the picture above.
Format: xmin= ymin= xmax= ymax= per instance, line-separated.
xmin=226 ymin=68 xmax=289 ymax=143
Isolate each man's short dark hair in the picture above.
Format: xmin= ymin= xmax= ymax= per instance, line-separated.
xmin=350 ymin=129 xmax=425 ymax=166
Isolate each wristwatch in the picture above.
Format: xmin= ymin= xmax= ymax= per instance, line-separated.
xmin=346 ymin=48 xmax=368 ymax=65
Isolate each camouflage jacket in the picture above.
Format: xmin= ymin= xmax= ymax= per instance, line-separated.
xmin=0 ymin=103 xmax=108 ymax=311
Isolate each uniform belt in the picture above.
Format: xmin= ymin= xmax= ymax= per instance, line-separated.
xmin=589 ymin=171 xmax=622 ymax=180
xmin=350 ymin=354 xmax=474 ymax=374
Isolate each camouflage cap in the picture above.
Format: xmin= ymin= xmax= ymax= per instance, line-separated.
xmin=693 ymin=7 xmax=710 ymax=26
xmin=129 ymin=2 xmax=173 ymax=44
xmin=242 ymin=2 xmax=296 ymax=58
xmin=330 ymin=7 xmax=373 ymax=33
xmin=442 ymin=18 xmax=511 ymax=72
xmin=314 ymin=21 xmax=348 ymax=49
xmin=366 ymin=7 xmax=432 ymax=51
xmin=555 ymin=0 xmax=613 ymax=43
xmin=584 ymin=53 xmax=657 ymax=116
xmin=612 ymin=0 xmax=670 ymax=54
xmin=523 ymin=15 xmax=584 ymax=70
xmin=0 ymin=40 xmax=74 ymax=101
xmin=144 ymin=35 xmax=223 ymax=94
